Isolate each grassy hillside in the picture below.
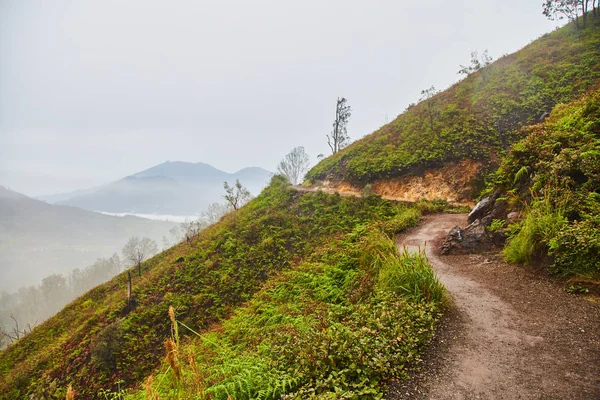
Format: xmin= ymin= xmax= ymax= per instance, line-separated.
xmin=306 ymin=22 xmax=600 ymax=188
xmin=0 ymin=176 xmax=444 ymax=399
xmin=492 ymin=88 xmax=600 ymax=280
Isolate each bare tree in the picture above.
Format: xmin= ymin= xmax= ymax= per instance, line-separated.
xmin=1 ymin=315 xmax=35 ymax=345
xmin=458 ymin=50 xmax=493 ymax=81
xmin=202 ymin=202 xmax=232 ymax=225
xmin=122 ymin=237 xmax=158 ymax=277
xmin=223 ymin=180 xmax=252 ymax=211
xmin=180 ymin=219 xmax=206 ymax=243
xmin=277 ymin=146 xmax=311 ymax=185
xmin=327 ymin=97 xmax=352 ymax=154
xmin=543 ymin=0 xmax=591 ymax=28
xmin=165 ymin=218 xmax=208 ymax=248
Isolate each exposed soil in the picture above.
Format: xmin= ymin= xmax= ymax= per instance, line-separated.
xmin=302 ymin=160 xmax=482 ymax=206
xmin=388 ymin=214 xmax=600 ymax=399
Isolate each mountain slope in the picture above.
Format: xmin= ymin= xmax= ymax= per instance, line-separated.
xmin=0 ymin=177 xmax=443 ymax=399
xmin=0 ymin=186 xmax=176 ymax=290
xmin=306 ymin=22 xmax=600 ymax=201
xmin=47 ymin=161 xmax=272 ymax=215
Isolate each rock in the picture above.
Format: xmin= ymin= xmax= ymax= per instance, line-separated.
xmin=441 ymin=219 xmax=495 ymax=255
xmin=507 ymin=211 xmax=520 ymax=224
xmin=468 ymin=193 xmax=497 ymax=224
xmin=441 ymin=226 xmax=463 ymax=255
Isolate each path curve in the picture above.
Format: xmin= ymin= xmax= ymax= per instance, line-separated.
xmin=391 ymin=214 xmax=600 ymax=399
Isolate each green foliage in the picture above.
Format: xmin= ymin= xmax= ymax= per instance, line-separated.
xmin=503 ymin=197 xmax=567 ymax=264
xmin=306 ymin=22 xmax=600 ymax=185
xmin=378 ymin=247 xmax=445 ymax=304
xmin=379 ymin=207 xmax=421 ymax=236
xmin=90 ymin=321 xmax=125 ymax=372
xmin=0 ymin=176 xmax=428 ymax=399
xmin=498 ymin=88 xmax=600 ymax=277
xmin=415 ymin=199 xmax=471 ymax=214
xmin=488 ymin=219 xmax=506 ymax=233
xmin=132 ymin=223 xmax=442 ymax=399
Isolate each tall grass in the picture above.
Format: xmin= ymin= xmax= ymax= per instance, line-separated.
xmin=503 ymin=194 xmax=567 ymax=264
xmin=378 ymin=246 xmax=445 ymax=304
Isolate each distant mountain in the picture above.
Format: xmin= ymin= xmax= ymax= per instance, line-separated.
xmin=40 ymin=161 xmax=272 ymax=215
xmin=0 ymin=186 xmax=176 ymax=291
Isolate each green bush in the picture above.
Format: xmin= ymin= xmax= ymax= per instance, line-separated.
xmin=380 ymin=208 xmax=421 ymax=237
xmin=503 ymin=199 xmax=567 ymax=265
xmin=497 ymin=89 xmax=600 ymax=278
xmin=549 ymin=219 xmax=600 ymax=276
xmin=90 ymin=321 xmax=125 ymax=372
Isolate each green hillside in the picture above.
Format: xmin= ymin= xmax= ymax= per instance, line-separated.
xmin=493 ymin=87 xmax=600 ymax=279
xmin=3 ymin=14 xmax=600 ymax=400
xmin=307 ymin=22 xmax=600 ymax=188
xmin=0 ymin=176 xmax=446 ymax=399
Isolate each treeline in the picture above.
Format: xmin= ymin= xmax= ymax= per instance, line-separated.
xmin=0 ymin=254 xmax=121 ymax=348
xmin=0 ymin=197 xmax=239 ymax=350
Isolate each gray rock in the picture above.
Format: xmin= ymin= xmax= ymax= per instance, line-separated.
xmin=441 ymin=219 xmax=495 ymax=255
xmin=468 ymin=195 xmax=495 ymax=224
xmin=507 ymin=211 xmax=520 ymax=224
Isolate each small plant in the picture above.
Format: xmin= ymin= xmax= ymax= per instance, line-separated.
xmin=565 ymin=285 xmax=589 ymax=294
xmin=361 ymin=183 xmax=373 ymax=197
xmin=488 ymin=219 xmax=506 ymax=233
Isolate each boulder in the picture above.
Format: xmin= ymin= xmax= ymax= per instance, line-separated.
xmin=507 ymin=211 xmax=520 ymax=224
xmin=468 ymin=193 xmax=497 ymax=224
xmin=441 ymin=219 xmax=495 ymax=255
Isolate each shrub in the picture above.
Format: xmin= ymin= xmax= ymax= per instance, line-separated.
xmin=503 ymin=199 xmax=567 ymax=265
xmin=549 ymin=219 xmax=600 ymax=277
xmin=90 ymin=321 xmax=125 ymax=372
xmin=380 ymin=208 xmax=421 ymax=237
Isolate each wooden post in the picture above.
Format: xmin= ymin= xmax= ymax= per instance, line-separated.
xmin=127 ymin=271 xmax=132 ymax=311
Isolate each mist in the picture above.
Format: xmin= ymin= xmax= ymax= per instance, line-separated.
xmin=0 ymin=0 xmax=557 ymax=196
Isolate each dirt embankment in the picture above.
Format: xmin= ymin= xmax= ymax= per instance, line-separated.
xmin=316 ymin=160 xmax=482 ymax=206
xmin=388 ymin=214 xmax=600 ymax=400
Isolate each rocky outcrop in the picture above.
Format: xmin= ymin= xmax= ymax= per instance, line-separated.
xmin=442 ymin=191 xmax=515 ymax=255
xmin=441 ymin=219 xmax=496 ymax=254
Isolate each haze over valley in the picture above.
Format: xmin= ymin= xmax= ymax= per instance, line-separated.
xmin=2 ymin=1 xmax=600 ymax=399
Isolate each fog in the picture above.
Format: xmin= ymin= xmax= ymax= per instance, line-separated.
xmin=0 ymin=0 xmax=557 ymax=196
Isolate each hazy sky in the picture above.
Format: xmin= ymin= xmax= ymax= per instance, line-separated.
xmin=0 ymin=0 xmax=558 ymax=196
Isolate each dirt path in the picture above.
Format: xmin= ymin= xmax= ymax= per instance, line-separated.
xmin=389 ymin=214 xmax=600 ymax=400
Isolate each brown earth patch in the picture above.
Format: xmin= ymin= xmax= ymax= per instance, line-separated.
xmin=319 ymin=160 xmax=482 ymax=205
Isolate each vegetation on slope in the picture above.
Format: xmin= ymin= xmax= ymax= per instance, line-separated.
xmin=126 ymin=217 xmax=442 ymax=399
xmin=0 ymin=176 xmax=441 ymax=399
xmin=491 ymin=88 xmax=600 ymax=279
xmin=306 ymin=21 xmax=600 ymax=187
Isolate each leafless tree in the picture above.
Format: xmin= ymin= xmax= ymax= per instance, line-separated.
xmin=1 ymin=315 xmax=35 ymax=345
xmin=122 ymin=237 xmax=158 ymax=277
xmin=327 ymin=97 xmax=352 ymax=154
xmin=543 ymin=0 xmax=591 ymax=28
xmin=202 ymin=202 xmax=232 ymax=225
xmin=458 ymin=50 xmax=493 ymax=81
xmin=277 ymin=146 xmax=311 ymax=185
xmin=223 ymin=180 xmax=252 ymax=211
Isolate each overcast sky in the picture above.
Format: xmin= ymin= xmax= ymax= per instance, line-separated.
xmin=0 ymin=0 xmax=558 ymax=196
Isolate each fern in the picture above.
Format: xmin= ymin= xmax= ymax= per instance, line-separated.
xmin=513 ymin=165 xmax=530 ymax=186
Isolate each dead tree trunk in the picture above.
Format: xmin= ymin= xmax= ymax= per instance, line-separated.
xmin=127 ymin=271 xmax=132 ymax=311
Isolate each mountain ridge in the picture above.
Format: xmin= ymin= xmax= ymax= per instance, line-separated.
xmin=38 ymin=161 xmax=272 ymax=215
